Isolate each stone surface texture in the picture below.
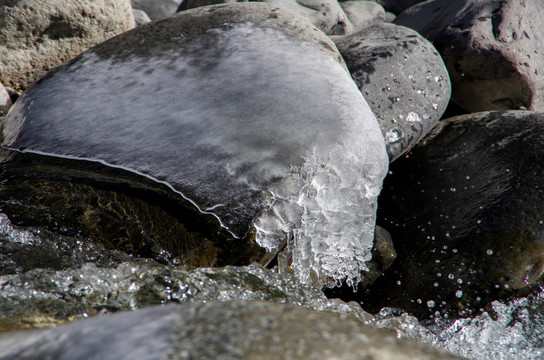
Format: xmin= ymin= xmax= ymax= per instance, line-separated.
xmin=364 ymin=110 xmax=544 ymax=318
xmin=395 ymin=0 xmax=544 ymax=112
xmin=131 ymin=0 xmax=179 ymax=19
xmin=0 ymin=0 xmax=135 ymax=91
xmin=335 ymin=23 xmax=451 ymax=161
xmin=178 ymin=0 xmax=355 ymax=35
xmin=0 ymin=82 xmax=11 ymax=116
xmin=0 ymin=301 xmax=462 ymax=360
xmin=339 ymin=1 xmax=386 ymax=34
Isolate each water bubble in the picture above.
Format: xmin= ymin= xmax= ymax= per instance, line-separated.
xmin=417 ymin=298 xmax=422 ymax=304
xmin=457 ymin=278 xmax=463 ymax=284
xmin=448 ymin=274 xmax=455 ymax=280
xmin=486 ymin=249 xmax=494 ymax=255
xmin=433 ymin=282 xmax=439 ymax=287
xmin=437 ymin=273 xmax=442 ymax=277
xmin=427 ymin=300 xmax=436 ymax=308
xmin=397 ymin=280 xmax=402 ymax=285
xmin=455 ymin=290 xmax=463 ymax=298
xmin=432 ymin=103 xmax=438 ymax=110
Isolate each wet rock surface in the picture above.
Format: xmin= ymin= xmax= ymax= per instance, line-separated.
xmin=0 ymin=82 xmax=11 ymax=116
xmin=0 ymin=301 xmax=462 ymax=360
xmin=371 ymin=0 xmax=427 ymax=15
xmin=0 ymin=0 xmax=135 ymax=91
xmin=394 ymin=0 xmax=544 ymax=112
xmin=178 ymin=0 xmax=354 ymax=35
xmin=335 ymin=23 xmax=450 ymax=161
xmin=360 ymin=111 xmax=544 ymax=318
xmin=2 ymin=3 xmax=388 ymax=286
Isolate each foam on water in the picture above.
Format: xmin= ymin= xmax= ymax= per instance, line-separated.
xmin=370 ymin=289 xmax=544 ymax=360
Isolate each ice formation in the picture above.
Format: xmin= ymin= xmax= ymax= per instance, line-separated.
xmin=2 ymin=20 xmax=388 ymax=285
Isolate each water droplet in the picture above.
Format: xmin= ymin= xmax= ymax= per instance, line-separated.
xmin=457 ymin=278 xmax=463 ymax=284
xmin=437 ymin=273 xmax=442 ymax=277
xmin=465 ymin=175 xmax=471 ymax=180
xmin=432 ymin=103 xmax=438 ymax=110
xmin=450 ymin=187 xmax=456 ymax=192
xmin=417 ymin=298 xmax=422 ymax=304
xmin=455 ymin=290 xmax=463 ymax=298
xmin=486 ymin=249 xmax=494 ymax=255
xmin=427 ymin=300 xmax=436 ymax=308
xmin=397 ymin=280 xmax=402 ymax=285
xmin=433 ymin=282 xmax=439 ymax=287
xmin=448 ymin=274 xmax=455 ymax=280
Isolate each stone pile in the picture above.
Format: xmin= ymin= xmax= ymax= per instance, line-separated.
xmin=1 ymin=0 xmax=543 ymax=358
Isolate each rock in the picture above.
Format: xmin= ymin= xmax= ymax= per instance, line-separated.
xmin=0 ymin=301 xmax=462 ymax=359
xmin=178 ymin=0 xmax=354 ymax=35
xmin=0 ymin=260 xmax=371 ymax=333
xmin=0 ymin=0 xmax=135 ymax=91
xmin=339 ymin=1 xmax=386 ymax=34
xmin=131 ymin=0 xmax=179 ymax=19
xmin=0 ymin=82 xmax=11 ymax=116
xmin=394 ymin=0 xmax=544 ymax=112
xmin=361 ymin=111 xmax=544 ymax=318
xmin=370 ymin=0 xmax=426 ymax=14
xmin=334 ymin=23 xmax=451 ymax=161
xmin=1 ymin=3 xmax=388 ymax=286
xmin=132 ymin=9 xmax=152 ymax=26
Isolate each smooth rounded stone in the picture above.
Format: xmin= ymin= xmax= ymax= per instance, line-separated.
xmin=0 ymin=261 xmax=371 ymax=333
xmin=131 ymin=0 xmax=179 ymax=19
xmin=0 ymin=0 xmax=135 ymax=91
xmin=132 ymin=8 xmax=152 ymax=26
xmin=361 ymin=111 xmax=544 ymax=319
xmin=394 ymin=0 xmax=544 ymax=113
xmin=0 ymin=81 xmax=11 ymax=116
xmin=2 ymin=3 xmax=388 ymax=287
xmin=334 ymin=23 xmax=451 ymax=161
xmin=339 ymin=1 xmax=385 ymax=34
xmin=370 ymin=0 xmax=426 ymax=14
xmin=178 ymin=0 xmax=354 ymax=35
xmin=0 ymin=301 xmax=462 ymax=360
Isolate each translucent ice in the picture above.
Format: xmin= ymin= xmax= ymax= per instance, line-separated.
xmin=2 ymin=18 xmax=388 ymax=285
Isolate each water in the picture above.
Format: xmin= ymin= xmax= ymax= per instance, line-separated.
xmin=371 ymin=289 xmax=544 ymax=360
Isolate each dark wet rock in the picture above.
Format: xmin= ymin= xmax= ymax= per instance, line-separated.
xmin=0 ymin=0 xmax=135 ymax=91
xmin=370 ymin=0 xmax=426 ymax=15
xmin=339 ymin=1 xmax=385 ymax=34
xmin=3 ymin=87 xmax=20 ymax=104
xmin=334 ymin=23 xmax=451 ymax=161
xmin=0 ymin=261 xmax=371 ymax=333
xmin=361 ymin=111 xmax=544 ymax=319
xmin=132 ymin=8 xmax=152 ymax=26
xmin=1 ymin=3 xmax=388 ymax=286
xmin=178 ymin=0 xmax=354 ymax=35
xmin=131 ymin=0 xmax=179 ymax=19
xmin=0 ymin=82 xmax=11 ymax=116
xmin=394 ymin=0 xmax=544 ymax=113
xmin=0 ymin=301 xmax=463 ymax=360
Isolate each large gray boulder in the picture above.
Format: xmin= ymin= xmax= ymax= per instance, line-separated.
xmin=335 ymin=23 xmax=451 ymax=161
xmin=0 ymin=0 xmax=135 ymax=91
xmin=339 ymin=1 xmax=385 ymax=34
xmin=131 ymin=0 xmax=179 ymax=19
xmin=1 ymin=3 xmax=388 ymax=287
xmin=395 ymin=0 xmax=544 ymax=112
xmin=0 ymin=301 xmax=462 ymax=360
xmin=364 ymin=111 xmax=544 ymax=318
xmin=178 ymin=0 xmax=354 ymax=35
xmin=370 ymin=0 xmax=426 ymax=14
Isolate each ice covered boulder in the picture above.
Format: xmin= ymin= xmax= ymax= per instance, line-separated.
xmin=395 ymin=0 xmax=544 ymax=112
xmin=335 ymin=23 xmax=451 ymax=161
xmin=363 ymin=111 xmax=544 ymax=318
xmin=1 ymin=3 xmax=388 ymax=286
xmin=0 ymin=0 xmax=135 ymax=91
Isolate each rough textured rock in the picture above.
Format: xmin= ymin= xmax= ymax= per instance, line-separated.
xmin=339 ymin=1 xmax=385 ymax=34
xmin=371 ymin=0 xmax=426 ymax=14
xmin=0 ymin=301 xmax=462 ymax=360
xmin=394 ymin=0 xmax=544 ymax=113
xmin=131 ymin=0 xmax=179 ymax=19
xmin=1 ymin=3 xmax=388 ymax=286
xmin=362 ymin=111 xmax=544 ymax=318
xmin=0 ymin=260 xmax=371 ymax=333
xmin=0 ymin=0 xmax=135 ymax=91
xmin=335 ymin=23 xmax=451 ymax=161
xmin=178 ymin=0 xmax=354 ymax=35
xmin=0 ymin=82 xmax=11 ymax=116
